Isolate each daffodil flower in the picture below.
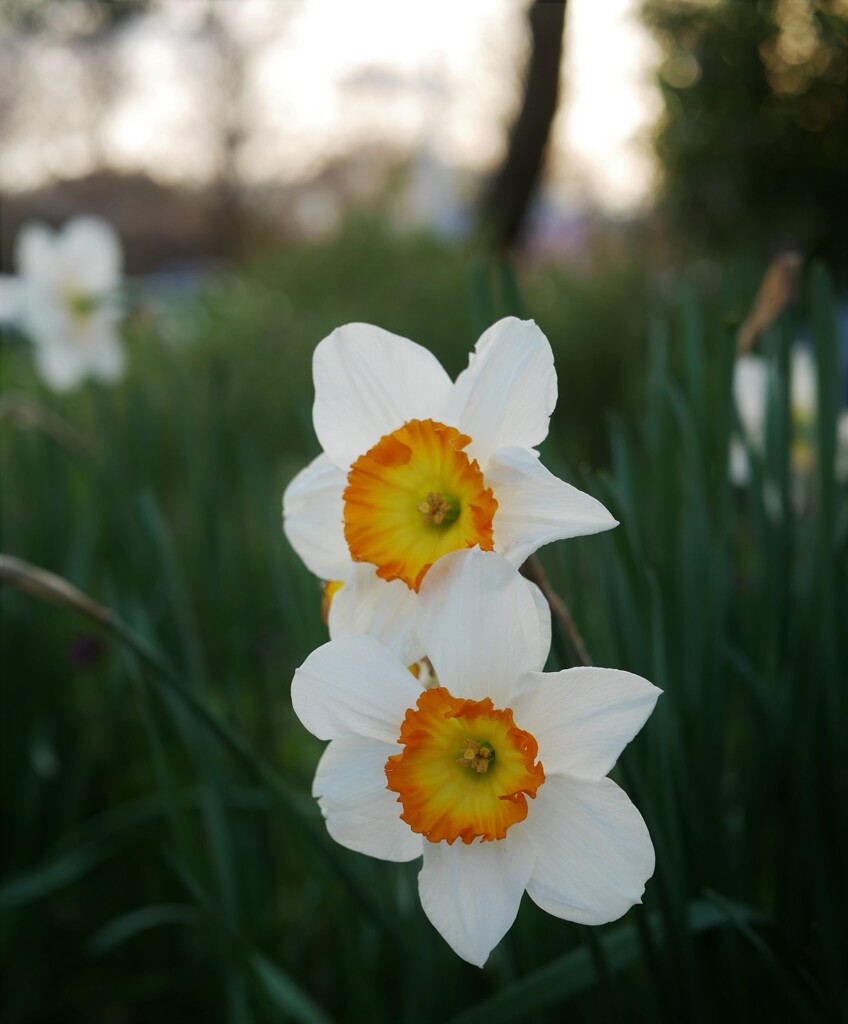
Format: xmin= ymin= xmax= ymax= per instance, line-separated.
xmin=9 ymin=217 xmax=126 ymax=392
xmin=292 ymin=548 xmax=660 ymax=967
xmin=731 ymin=347 xmax=848 ymax=495
xmin=283 ymin=318 xmax=617 ymax=663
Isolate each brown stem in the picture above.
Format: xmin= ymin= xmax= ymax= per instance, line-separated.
xmin=521 ymin=554 xmax=592 ymax=667
xmin=0 ymin=394 xmax=90 ymax=457
xmin=0 ymin=554 xmax=110 ymax=623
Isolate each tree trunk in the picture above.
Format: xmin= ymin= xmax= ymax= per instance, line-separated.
xmin=477 ymin=0 xmax=567 ymax=253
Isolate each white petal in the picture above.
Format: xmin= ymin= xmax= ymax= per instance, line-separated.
xmin=836 ymin=411 xmax=848 ymax=483
xmin=525 ymin=775 xmax=654 ymax=925
xmin=733 ymin=355 xmax=767 ymax=442
xmin=88 ymin=334 xmax=126 ymax=382
xmin=60 ymin=217 xmax=122 ymax=291
xmin=416 ymin=548 xmax=549 ymax=705
xmin=312 ymin=323 xmax=453 ymax=469
xmin=0 ymin=276 xmax=23 ymax=323
xmin=728 ymin=438 xmax=751 ymax=486
xmin=313 ymin=734 xmax=421 ymax=862
xmin=282 ymin=454 xmax=351 ymax=580
xmin=15 ymin=222 xmax=57 ymax=282
xmin=33 ymin=342 xmax=86 ymax=392
xmin=525 ymin=579 xmax=552 ymax=676
xmin=328 ymin=563 xmax=423 ymax=665
xmin=418 ymin=829 xmax=534 ymax=967
xmin=488 ymin=446 xmax=617 ymax=565
xmin=292 ymin=634 xmax=420 ymax=743
xmin=71 ymin=314 xmax=119 ymax=362
xmin=445 ymin=318 xmax=557 ymax=465
xmin=512 ymin=667 xmax=660 ymax=780
xmin=18 ymin=284 xmax=64 ymax=345
xmin=790 ymin=345 xmax=816 ymax=414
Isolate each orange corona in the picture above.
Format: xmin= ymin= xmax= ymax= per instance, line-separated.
xmin=343 ymin=419 xmax=497 ymax=591
xmin=385 ymin=687 xmax=545 ymax=845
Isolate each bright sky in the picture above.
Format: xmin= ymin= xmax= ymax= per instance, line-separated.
xmin=0 ymin=0 xmax=661 ymax=213
xmin=558 ymin=0 xmax=663 ymax=210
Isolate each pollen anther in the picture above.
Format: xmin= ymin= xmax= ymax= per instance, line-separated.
xmin=456 ymin=739 xmax=495 ymax=773
xmin=417 ymin=491 xmax=455 ymax=525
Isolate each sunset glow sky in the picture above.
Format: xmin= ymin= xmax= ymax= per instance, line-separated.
xmin=0 ymin=0 xmax=662 ymax=212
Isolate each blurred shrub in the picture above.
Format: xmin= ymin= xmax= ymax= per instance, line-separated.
xmin=3 ymin=222 xmax=843 ymax=1020
xmin=644 ymin=0 xmax=848 ymax=272
xmin=137 ymin=215 xmax=654 ymax=474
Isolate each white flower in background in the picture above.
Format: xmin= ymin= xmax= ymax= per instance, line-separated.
xmin=0 ymin=276 xmax=23 ymax=325
xmin=730 ymin=353 xmax=772 ymax=486
xmin=292 ymin=548 xmax=660 ymax=967
xmin=7 ymin=217 xmax=126 ymax=392
xmin=837 ymin=412 xmax=848 ymax=483
xmin=730 ymin=347 xmax=848 ymax=487
xmin=283 ymin=318 xmax=617 ymax=664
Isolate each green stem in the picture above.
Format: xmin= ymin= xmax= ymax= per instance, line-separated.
xmin=0 ymin=553 xmax=401 ymax=941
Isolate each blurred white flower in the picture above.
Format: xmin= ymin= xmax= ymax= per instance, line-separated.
xmin=292 ymin=548 xmax=659 ymax=967
xmin=730 ymin=347 xmax=848 ymax=490
xmin=5 ymin=217 xmax=126 ymax=392
xmin=283 ymin=317 xmax=616 ymax=665
xmin=837 ymin=412 xmax=848 ymax=484
xmin=0 ymin=276 xmax=24 ymax=324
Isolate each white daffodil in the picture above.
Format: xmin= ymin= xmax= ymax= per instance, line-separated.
xmin=0 ymin=276 xmax=23 ymax=325
xmin=292 ymin=547 xmax=660 ymax=968
xmin=731 ymin=347 xmax=848 ymax=489
xmin=9 ymin=217 xmax=125 ymax=392
xmin=837 ymin=412 xmax=848 ymax=483
xmin=283 ymin=318 xmax=617 ymax=664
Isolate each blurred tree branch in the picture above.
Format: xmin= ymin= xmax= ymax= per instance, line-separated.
xmin=203 ymin=4 xmax=248 ymax=256
xmin=477 ymin=0 xmax=568 ymax=253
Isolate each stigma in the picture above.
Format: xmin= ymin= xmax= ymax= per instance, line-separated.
xmin=456 ymin=739 xmax=495 ymax=773
xmin=417 ymin=491 xmax=455 ymax=525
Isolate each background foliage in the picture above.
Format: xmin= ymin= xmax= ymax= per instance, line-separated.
xmin=644 ymin=0 xmax=848 ymax=271
xmin=1 ymin=219 xmax=845 ymax=1021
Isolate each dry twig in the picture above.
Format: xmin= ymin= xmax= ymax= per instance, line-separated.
xmin=521 ymin=554 xmax=592 ymax=667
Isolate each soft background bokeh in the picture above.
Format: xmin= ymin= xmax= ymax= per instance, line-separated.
xmin=1 ymin=1 xmax=846 ymax=1021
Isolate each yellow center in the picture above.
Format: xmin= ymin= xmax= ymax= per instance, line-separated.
xmin=343 ymin=418 xmax=497 ymax=591
xmin=63 ymin=289 xmax=99 ymax=331
xmin=791 ymin=405 xmax=816 ymax=474
xmin=417 ymin=491 xmax=456 ymax=525
xmin=456 ymin=739 xmax=494 ymax=773
xmin=385 ymin=687 xmax=545 ymax=845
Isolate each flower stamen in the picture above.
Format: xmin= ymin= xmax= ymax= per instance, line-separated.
xmin=417 ymin=491 xmax=457 ymax=526
xmin=385 ymin=687 xmax=545 ymax=844
xmin=456 ymin=739 xmax=495 ymax=773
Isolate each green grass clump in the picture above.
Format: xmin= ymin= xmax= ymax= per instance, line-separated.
xmin=0 ymin=220 xmax=845 ymax=1023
